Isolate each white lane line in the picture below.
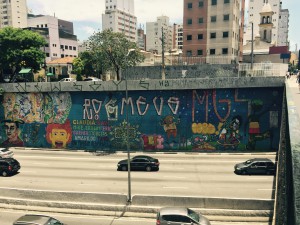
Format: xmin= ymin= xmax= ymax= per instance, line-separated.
xmin=257 ymin=189 xmax=275 ymax=191
xmin=78 ymin=183 xmax=97 ymax=186
xmin=163 ymin=176 xmax=185 ymax=179
xmin=163 ymin=186 xmax=188 ymax=189
xmin=33 ymin=163 xmax=49 ymax=166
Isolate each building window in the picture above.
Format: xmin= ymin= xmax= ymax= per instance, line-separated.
xmin=198 ymin=18 xmax=204 ymax=24
xmin=222 ymin=48 xmax=228 ymax=54
xmin=211 ymin=16 xmax=217 ymax=22
xmin=223 ymin=14 xmax=229 ymax=21
xmin=187 ymin=50 xmax=192 ymax=56
xmin=210 ymin=49 xmax=216 ymax=55
xmin=223 ymin=31 xmax=229 ymax=38
xmin=60 ymin=45 xmax=64 ymax=49
xmin=199 ymin=1 xmax=204 ymax=7
xmin=210 ymin=32 xmax=216 ymax=39
xmin=187 ymin=2 xmax=193 ymax=8
xmin=187 ymin=19 xmax=192 ymax=25
xmin=212 ymin=0 xmax=217 ymax=5
xmin=187 ymin=35 xmax=192 ymax=40
xmin=197 ymin=49 xmax=203 ymax=56
xmin=224 ymin=0 xmax=230 ymax=3
xmin=198 ymin=34 xmax=203 ymax=40
xmin=73 ymin=47 xmax=76 ymax=50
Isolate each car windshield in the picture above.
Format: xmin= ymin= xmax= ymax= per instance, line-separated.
xmin=0 ymin=149 xmax=9 ymax=153
xmin=187 ymin=208 xmax=199 ymax=222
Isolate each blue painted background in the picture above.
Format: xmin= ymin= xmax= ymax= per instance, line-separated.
xmin=0 ymin=87 xmax=283 ymax=152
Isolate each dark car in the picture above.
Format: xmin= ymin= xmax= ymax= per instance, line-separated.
xmin=117 ymin=155 xmax=159 ymax=171
xmin=156 ymin=207 xmax=211 ymax=225
xmin=13 ymin=214 xmax=64 ymax=225
xmin=0 ymin=158 xmax=20 ymax=176
xmin=234 ymin=158 xmax=276 ymax=175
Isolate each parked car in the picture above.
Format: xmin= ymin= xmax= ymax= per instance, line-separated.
xmin=156 ymin=207 xmax=211 ymax=225
xmin=83 ymin=77 xmax=101 ymax=81
xmin=13 ymin=214 xmax=64 ymax=225
xmin=59 ymin=78 xmax=76 ymax=82
xmin=117 ymin=155 xmax=159 ymax=171
xmin=234 ymin=158 xmax=276 ymax=175
xmin=0 ymin=158 xmax=20 ymax=176
xmin=0 ymin=147 xmax=14 ymax=158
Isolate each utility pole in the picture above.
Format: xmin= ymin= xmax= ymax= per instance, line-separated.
xmin=161 ymin=27 xmax=166 ymax=80
xmin=251 ymin=22 xmax=254 ymax=73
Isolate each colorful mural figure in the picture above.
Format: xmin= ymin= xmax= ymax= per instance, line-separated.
xmin=1 ymin=119 xmax=24 ymax=147
xmin=246 ymin=100 xmax=271 ymax=150
xmin=217 ymin=116 xmax=242 ymax=150
xmin=160 ymin=115 xmax=180 ymax=138
xmin=46 ymin=120 xmax=72 ymax=148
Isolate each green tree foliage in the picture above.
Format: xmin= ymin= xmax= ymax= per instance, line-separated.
xmin=73 ymin=51 xmax=102 ymax=78
xmin=88 ymin=29 xmax=145 ymax=80
xmin=0 ymin=27 xmax=46 ymax=80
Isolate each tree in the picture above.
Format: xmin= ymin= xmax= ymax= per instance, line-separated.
xmin=88 ymin=29 xmax=145 ymax=80
xmin=0 ymin=27 xmax=46 ymax=81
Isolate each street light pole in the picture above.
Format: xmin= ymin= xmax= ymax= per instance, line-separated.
xmin=125 ymin=49 xmax=135 ymax=203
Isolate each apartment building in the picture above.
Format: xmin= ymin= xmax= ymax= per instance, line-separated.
xmin=146 ymin=16 xmax=173 ymax=54
xmin=183 ymin=0 xmax=244 ymax=63
xmin=173 ymin=23 xmax=183 ymax=51
xmin=137 ymin=26 xmax=146 ymax=50
xmin=244 ymin=0 xmax=282 ymax=45
xmin=102 ymin=0 xmax=137 ymax=42
xmin=0 ymin=0 xmax=27 ymax=28
xmin=27 ymin=15 xmax=78 ymax=62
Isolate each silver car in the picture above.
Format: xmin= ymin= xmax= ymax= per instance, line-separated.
xmin=13 ymin=214 xmax=64 ymax=225
xmin=156 ymin=207 xmax=211 ymax=225
xmin=0 ymin=147 xmax=14 ymax=158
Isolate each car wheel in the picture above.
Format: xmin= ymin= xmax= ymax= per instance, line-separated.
xmin=145 ymin=166 xmax=152 ymax=172
xmin=2 ymin=171 xmax=8 ymax=177
xmin=121 ymin=166 xmax=127 ymax=171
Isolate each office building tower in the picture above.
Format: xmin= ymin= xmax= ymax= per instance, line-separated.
xmin=0 ymin=0 xmax=28 ymax=28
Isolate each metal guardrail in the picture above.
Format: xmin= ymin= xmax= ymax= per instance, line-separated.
xmin=123 ymin=62 xmax=287 ymax=80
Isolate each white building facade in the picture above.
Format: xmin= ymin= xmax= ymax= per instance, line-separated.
xmin=244 ymin=0 xmax=282 ymax=45
xmin=146 ymin=16 xmax=173 ymax=54
xmin=0 ymin=0 xmax=28 ymax=28
xmin=173 ymin=23 xmax=183 ymax=51
xmin=277 ymin=8 xmax=289 ymax=46
xmin=27 ymin=15 xmax=78 ymax=62
xmin=102 ymin=0 xmax=137 ymax=42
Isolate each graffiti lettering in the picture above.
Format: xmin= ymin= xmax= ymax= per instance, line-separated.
xmin=153 ymin=97 xmax=164 ymax=116
xmin=136 ymin=96 xmax=149 ymax=115
xmin=213 ymin=90 xmax=231 ymax=122
xmin=168 ymin=97 xmax=180 ymax=114
xmin=83 ymin=99 xmax=103 ymax=120
xmin=121 ymin=97 xmax=135 ymax=115
xmin=159 ymin=80 xmax=170 ymax=87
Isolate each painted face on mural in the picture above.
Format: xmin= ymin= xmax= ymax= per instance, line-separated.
xmin=49 ymin=128 xmax=70 ymax=148
xmin=4 ymin=122 xmax=18 ymax=140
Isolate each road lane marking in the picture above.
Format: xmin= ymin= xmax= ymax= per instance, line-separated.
xmin=163 ymin=176 xmax=185 ymax=179
xmin=257 ymin=189 xmax=275 ymax=191
xmin=33 ymin=163 xmax=49 ymax=166
xmin=163 ymin=186 xmax=188 ymax=189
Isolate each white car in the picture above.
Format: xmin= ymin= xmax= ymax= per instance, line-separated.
xmin=83 ymin=77 xmax=101 ymax=81
xmin=0 ymin=148 xmax=14 ymax=158
xmin=59 ymin=78 xmax=76 ymax=82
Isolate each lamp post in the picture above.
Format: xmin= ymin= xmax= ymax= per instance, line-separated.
xmin=124 ymin=48 xmax=135 ymax=203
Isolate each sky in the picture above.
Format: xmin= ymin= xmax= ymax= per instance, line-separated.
xmin=27 ymin=0 xmax=299 ymax=51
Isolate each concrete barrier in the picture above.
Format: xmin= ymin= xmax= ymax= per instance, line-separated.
xmin=132 ymin=195 xmax=274 ymax=210
xmin=0 ymin=187 xmax=127 ymax=205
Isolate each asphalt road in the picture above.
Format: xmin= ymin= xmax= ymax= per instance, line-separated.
xmin=0 ymin=208 xmax=271 ymax=225
xmin=1 ymin=149 xmax=276 ymax=199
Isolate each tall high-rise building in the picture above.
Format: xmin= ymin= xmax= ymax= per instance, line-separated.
xmin=278 ymin=8 xmax=289 ymax=46
xmin=183 ymin=0 xmax=244 ymax=63
xmin=146 ymin=16 xmax=173 ymax=54
xmin=244 ymin=0 xmax=282 ymax=45
xmin=173 ymin=23 xmax=183 ymax=51
xmin=0 ymin=0 xmax=28 ymax=28
xmin=102 ymin=0 xmax=137 ymax=42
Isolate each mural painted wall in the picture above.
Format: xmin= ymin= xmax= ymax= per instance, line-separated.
xmin=0 ymin=88 xmax=283 ymax=152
